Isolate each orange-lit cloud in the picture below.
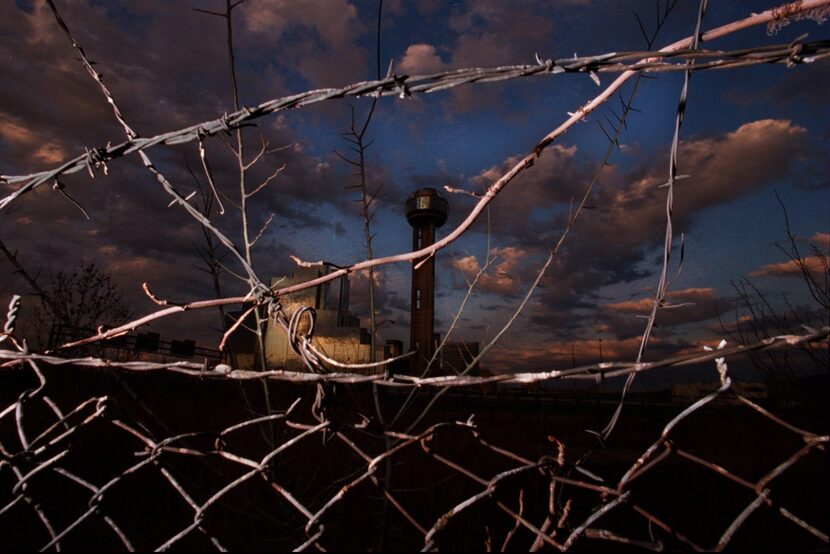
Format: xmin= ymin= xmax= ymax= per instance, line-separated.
xmin=462 ymin=118 xmax=811 ymax=324
xmin=807 ymin=232 xmax=830 ymax=245
xmin=605 ymin=287 xmax=717 ymax=314
xmin=451 ymin=246 xmax=530 ymax=295
xmin=0 ymin=114 xmax=67 ymax=164
xmin=599 ymin=288 xmax=728 ymax=337
xmin=749 ymin=255 xmax=827 ymax=278
xmin=241 ymin=0 xmax=358 ymax=45
xmin=399 ymin=44 xmax=446 ymax=74
xmin=483 ymin=335 xmax=660 ymax=372
xmin=604 ymin=120 xmax=809 ymax=247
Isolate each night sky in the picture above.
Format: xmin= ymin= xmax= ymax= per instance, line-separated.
xmin=1 ymin=0 xmax=828 ymax=381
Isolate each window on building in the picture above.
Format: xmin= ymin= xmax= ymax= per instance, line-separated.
xmin=416 ymin=227 xmax=422 ymax=249
xmin=415 ymin=289 xmax=421 ymax=309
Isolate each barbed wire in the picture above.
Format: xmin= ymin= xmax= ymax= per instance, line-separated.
xmin=1 ymin=37 xmax=827 ymax=207
xmin=2 ymin=326 xmax=826 ymax=387
xmin=601 ymin=0 xmax=708 ymax=442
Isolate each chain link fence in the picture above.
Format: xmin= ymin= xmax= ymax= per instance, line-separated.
xmin=1 ymin=334 xmax=827 ymax=551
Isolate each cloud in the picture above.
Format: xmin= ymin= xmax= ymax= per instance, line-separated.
xmin=749 ymin=255 xmax=827 ymax=278
xmin=399 ymin=44 xmax=447 ymax=74
xmin=482 ymin=334 xmax=671 ymax=372
xmin=240 ymin=0 xmax=358 ymax=44
xmin=605 ymin=287 xmax=716 ymax=314
xmin=238 ymin=0 xmax=369 ymax=87
xmin=806 ymin=232 xmax=830 ymax=245
xmin=446 ymin=3 xmax=555 ymax=67
xmin=450 ymin=246 xmax=530 ymax=296
xmin=2 ymin=2 xmax=825 ymax=375
xmin=748 ymin=229 xmax=829 ymax=279
xmin=558 ymin=287 xmax=730 ymax=344
xmin=0 ymin=1 xmax=234 ymax=174
xmin=600 ymin=120 xmax=809 ymax=246
xmin=725 ymin=58 xmax=830 ymax=112
xmin=469 ymin=144 xmax=583 ymax=240
xmin=0 ymin=1 xmax=383 ymax=341
xmin=391 ymin=2 xmax=564 ymax=113
xmin=462 ymin=119 xmax=811 ymax=305
xmin=0 ymin=114 xmax=67 ymax=165
xmin=603 ymin=286 xmax=727 ymax=328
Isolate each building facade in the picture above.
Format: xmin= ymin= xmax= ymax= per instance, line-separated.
xmin=264 ymin=267 xmax=382 ymax=373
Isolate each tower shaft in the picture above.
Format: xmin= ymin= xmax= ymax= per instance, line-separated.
xmin=410 ymin=222 xmax=437 ymax=372
xmin=405 ymin=188 xmax=448 ymax=374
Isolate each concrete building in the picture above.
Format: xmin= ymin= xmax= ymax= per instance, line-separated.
xmin=226 ymin=188 xmax=481 ymax=377
xmin=264 ymin=267 xmax=382 ymax=373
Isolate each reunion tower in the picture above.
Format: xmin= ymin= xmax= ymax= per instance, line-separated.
xmin=405 ymin=188 xmax=448 ymax=373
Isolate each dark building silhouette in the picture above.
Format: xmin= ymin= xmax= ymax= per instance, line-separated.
xmin=406 ymin=188 xmax=448 ymax=373
xmin=440 ymin=341 xmax=480 ymax=375
xmin=384 ymin=339 xmax=407 ymax=374
xmin=48 ymin=323 xmax=218 ymax=362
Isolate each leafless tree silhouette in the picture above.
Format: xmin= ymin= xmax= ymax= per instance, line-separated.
xmin=720 ymin=193 xmax=829 ymax=402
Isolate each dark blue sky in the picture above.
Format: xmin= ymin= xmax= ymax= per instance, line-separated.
xmin=0 ymin=0 xmax=828 ymax=376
